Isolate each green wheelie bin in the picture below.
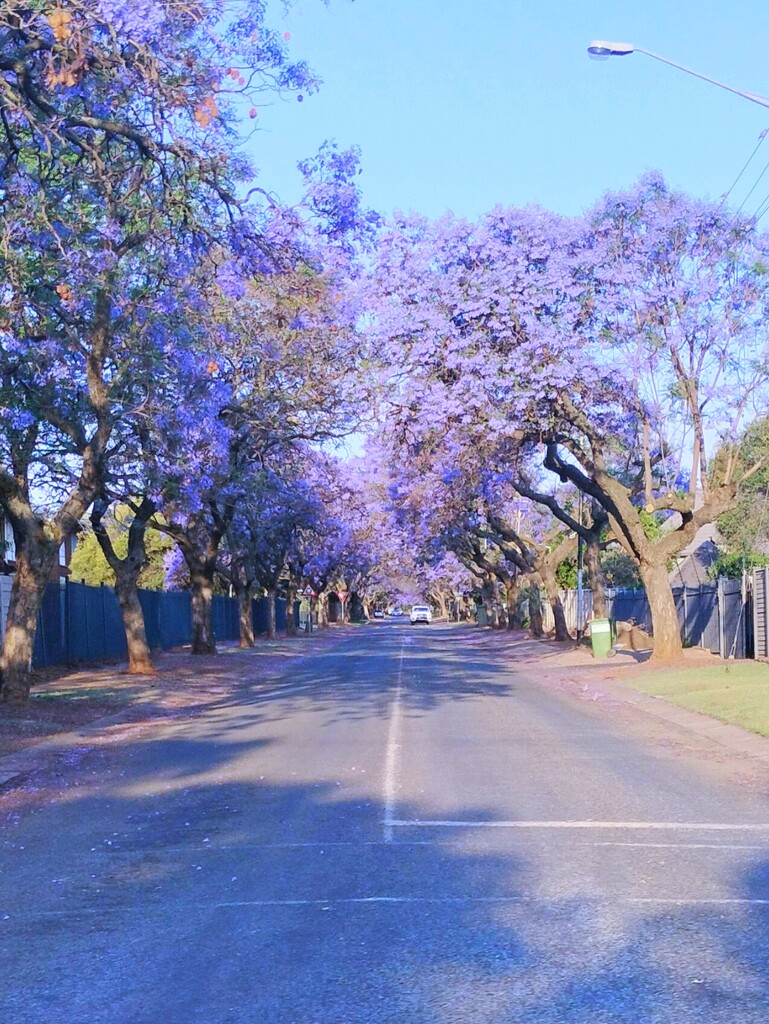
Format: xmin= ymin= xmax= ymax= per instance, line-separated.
xmin=589 ymin=617 xmax=613 ymax=658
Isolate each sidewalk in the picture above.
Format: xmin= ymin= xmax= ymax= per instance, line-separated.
xmin=0 ymin=627 xmax=358 ymax=793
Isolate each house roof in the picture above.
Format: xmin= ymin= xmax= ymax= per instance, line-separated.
xmin=677 ymin=521 xmax=720 ymax=559
xmin=669 ymin=532 xmax=720 ymax=587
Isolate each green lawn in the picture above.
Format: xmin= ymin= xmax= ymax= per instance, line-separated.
xmin=625 ymin=663 xmax=769 ymax=737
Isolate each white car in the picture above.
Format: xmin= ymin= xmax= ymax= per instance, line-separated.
xmin=410 ymin=605 xmax=432 ymax=624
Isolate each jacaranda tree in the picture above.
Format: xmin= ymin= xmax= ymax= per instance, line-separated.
xmin=0 ymin=1 xmax=322 ymax=700
xmin=541 ymin=175 xmax=769 ymax=658
xmin=366 ymin=179 xmax=769 ymax=659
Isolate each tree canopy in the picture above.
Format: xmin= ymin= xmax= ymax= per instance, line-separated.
xmin=2 ymin=8 xmax=769 ymax=699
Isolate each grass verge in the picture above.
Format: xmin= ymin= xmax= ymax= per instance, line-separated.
xmin=624 ymin=662 xmax=769 ymax=736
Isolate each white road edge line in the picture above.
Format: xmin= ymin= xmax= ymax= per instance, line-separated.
xmin=382 ymin=641 xmax=406 ymax=843
xmin=388 ymin=820 xmax=769 ymax=831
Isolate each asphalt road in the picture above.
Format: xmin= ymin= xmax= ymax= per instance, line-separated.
xmin=4 ymin=621 xmax=769 ymax=1022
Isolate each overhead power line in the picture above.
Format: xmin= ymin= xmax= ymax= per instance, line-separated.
xmin=721 ymin=128 xmax=769 ymax=207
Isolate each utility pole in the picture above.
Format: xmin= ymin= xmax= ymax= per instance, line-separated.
xmin=576 ymin=491 xmax=584 ymax=641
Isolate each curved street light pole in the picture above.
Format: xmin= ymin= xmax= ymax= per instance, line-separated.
xmin=587 ymin=41 xmax=769 ymax=111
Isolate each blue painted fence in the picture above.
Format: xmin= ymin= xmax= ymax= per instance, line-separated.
xmin=31 ymin=580 xmax=298 ymax=668
xmin=543 ymin=579 xmax=750 ymax=658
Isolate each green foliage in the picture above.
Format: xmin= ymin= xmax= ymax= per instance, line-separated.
xmin=138 ymin=528 xmax=175 ymax=590
xmin=69 ymin=507 xmax=173 ymax=590
xmin=601 ymin=549 xmax=642 ymax=589
xmin=707 ymin=551 xmax=769 ymax=581
xmin=639 ymin=508 xmax=664 ymax=542
xmin=557 ymin=549 xmax=643 ymax=590
xmin=555 ymin=557 xmax=577 ymax=589
xmin=69 ymin=532 xmax=113 ymax=587
xmin=716 ymin=416 xmax=769 ymax=556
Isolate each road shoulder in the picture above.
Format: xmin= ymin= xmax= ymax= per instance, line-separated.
xmin=467 ymin=628 xmax=769 ymax=768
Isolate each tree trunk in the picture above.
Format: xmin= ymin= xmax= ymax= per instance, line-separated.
xmin=285 ymin=584 xmax=298 ymax=637
xmin=190 ymin=567 xmax=216 ymax=654
xmin=479 ymin=581 xmax=494 ymax=626
xmin=0 ymin=543 xmax=56 ymax=703
xmin=640 ymin=560 xmax=683 ymax=660
xmin=528 ymin=585 xmax=544 ymax=639
xmin=93 ymin=499 xmax=156 ymax=675
xmin=266 ymin=586 xmax=277 ymax=640
xmin=318 ymin=592 xmax=329 ymax=628
xmin=494 ymin=584 xmax=507 ymax=628
xmin=584 ymin=537 xmax=609 ymax=619
xmin=237 ymin=586 xmax=254 ymax=648
xmin=484 ymin=581 xmax=505 ymax=628
xmin=506 ymin=579 xmax=522 ymax=629
xmin=540 ymin=568 xmax=569 ymax=641
xmin=114 ymin=571 xmax=155 ymax=674
xmin=496 ymin=597 xmax=507 ymax=629
xmin=165 ymin=508 xmax=230 ymax=657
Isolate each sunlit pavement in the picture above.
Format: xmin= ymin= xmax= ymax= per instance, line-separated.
xmin=4 ymin=621 xmax=769 ymax=1022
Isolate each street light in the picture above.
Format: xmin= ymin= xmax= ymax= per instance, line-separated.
xmin=587 ymin=40 xmax=769 ymax=111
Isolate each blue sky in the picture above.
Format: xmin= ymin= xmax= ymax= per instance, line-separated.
xmin=254 ymin=0 xmax=769 ymax=221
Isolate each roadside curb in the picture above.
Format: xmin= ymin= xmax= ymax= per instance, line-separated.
xmin=524 ymin=663 xmax=769 ymax=766
xmin=607 ymin=684 xmax=769 ymax=763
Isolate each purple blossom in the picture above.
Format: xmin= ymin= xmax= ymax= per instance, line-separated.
xmin=96 ymin=0 xmax=168 ymax=43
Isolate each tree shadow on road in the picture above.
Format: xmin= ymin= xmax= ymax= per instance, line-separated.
xmin=3 ymin=707 xmax=769 ymax=1023
xmin=188 ymin=624 xmax=522 ymax=728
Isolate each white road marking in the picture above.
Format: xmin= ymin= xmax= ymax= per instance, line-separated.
xmin=627 ymin=897 xmax=769 ymax=906
xmin=213 ymin=896 xmax=769 ymax=908
xmin=388 ymin=819 xmax=769 ymax=832
xmin=247 ymin=682 xmax=323 ymax=699
xmin=592 ymin=841 xmax=769 ymax=850
xmin=382 ymin=641 xmax=406 ymax=843
xmin=187 ymin=841 xmax=436 ymax=850
xmin=96 ymin=838 xmax=769 ymax=856
xmin=18 ymin=896 xmax=769 ymax=919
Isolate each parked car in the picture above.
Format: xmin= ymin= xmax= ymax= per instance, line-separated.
xmin=410 ymin=605 xmax=432 ymax=625
xmin=373 ymin=609 xmax=385 ymax=618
